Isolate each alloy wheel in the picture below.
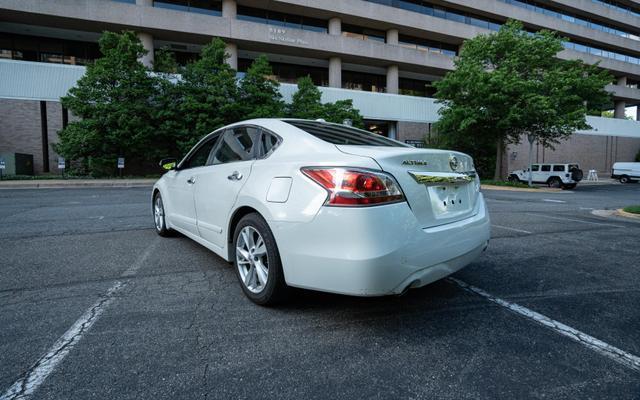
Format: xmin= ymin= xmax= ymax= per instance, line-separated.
xmin=154 ymin=195 xmax=164 ymax=231
xmin=236 ymin=226 xmax=269 ymax=293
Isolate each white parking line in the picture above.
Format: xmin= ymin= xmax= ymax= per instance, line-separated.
xmin=542 ymin=199 xmax=566 ymax=203
xmin=0 ymin=240 xmax=158 ymax=400
xmin=449 ymin=278 xmax=640 ymax=372
xmin=492 ymin=224 xmax=532 ymax=234
xmin=526 ymin=213 xmax=624 ymax=228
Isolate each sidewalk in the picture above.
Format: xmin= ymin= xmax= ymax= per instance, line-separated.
xmin=0 ymin=179 xmax=156 ymax=189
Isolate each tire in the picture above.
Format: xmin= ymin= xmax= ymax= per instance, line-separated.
xmin=548 ymin=177 xmax=562 ymax=188
xmin=620 ymin=175 xmax=630 ymax=184
xmin=153 ymin=192 xmax=173 ymax=237
xmin=233 ymin=213 xmax=288 ymax=305
xmin=507 ymin=174 xmax=519 ymax=183
xmin=570 ymin=168 xmax=583 ymax=182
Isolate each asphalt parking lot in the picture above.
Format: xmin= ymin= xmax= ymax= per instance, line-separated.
xmin=1 ymin=183 xmax=639 ymax=399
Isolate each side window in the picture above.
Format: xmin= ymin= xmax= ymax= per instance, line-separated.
xmin=211 ymin=126 xmax=259 ymax=165
xmin=181 ymin=134 xmax=220 ymax=169
xmin=259 ymin=131 xmax=280 ymax=158
xmin=541 ymin=165 xmax=551 ymax=172
xmin=531 ymin=165 xmax=540 ymax=172
xmin=553 ymin=165 xmax=565 ymax=172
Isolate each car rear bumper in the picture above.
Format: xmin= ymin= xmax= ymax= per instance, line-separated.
xmin=270 ymin=193 xmax=491 ymax=296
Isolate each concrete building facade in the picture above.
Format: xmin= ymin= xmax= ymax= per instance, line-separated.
xmin=1 ymin=0 xmax=640 ymax=175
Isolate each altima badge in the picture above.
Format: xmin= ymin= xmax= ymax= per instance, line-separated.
xmin=402 ymin=160 xmax=428 ymax=166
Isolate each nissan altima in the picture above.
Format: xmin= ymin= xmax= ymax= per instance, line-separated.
xmin=152 ymin=119 xmax=490 ymax=305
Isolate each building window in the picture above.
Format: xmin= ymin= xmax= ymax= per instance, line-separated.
xmin=0 ymin=33 xmax=100 ymax=65
xmin=153 ymin=0 xmax=222 ymax=16
xmin=342 ymin=70 xmax=386 ymax=93
xmin=341 ymin=25 xmax=386 ymax=42
xmin=398 ymin=34 xmax=458 ymax=57
xmin=237 ymin=6 xmax=327 ymax=33
xmin=399 ymin=78 xmax=435 ymax=97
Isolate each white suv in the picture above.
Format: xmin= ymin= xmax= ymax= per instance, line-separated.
xmin=509 ymin=163 xmax=583 ymax=189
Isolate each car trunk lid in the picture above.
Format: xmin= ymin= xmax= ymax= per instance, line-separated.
xmin=336 ymin=145 xmax=479 ymax=228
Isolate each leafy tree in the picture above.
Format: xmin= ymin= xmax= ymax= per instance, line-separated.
xmin=288 ymin=76 xmax=325 ymax=119
xmin=288 ymin=76 xmax=364 ymax=127
xmin=322 ymin=99 xmax=364 ymax=128
xmin=176 ymin=38 xmax=239 ymax=153
xmin=238 ymin=55 xmax=285 ymax=119
xmin=153 ymin=47 xmax=179 ymax=74
xmin=434 ymin=20 xmax=612 ymax=182
xmin=56 ymin=31 xmax=162 ymax=176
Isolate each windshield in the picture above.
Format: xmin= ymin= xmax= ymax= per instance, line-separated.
xmin=285 ymin=120 xmax=408 ymax=147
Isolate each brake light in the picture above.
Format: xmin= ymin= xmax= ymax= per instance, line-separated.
xmin=301 ymin=167 xmax=405 ymax=206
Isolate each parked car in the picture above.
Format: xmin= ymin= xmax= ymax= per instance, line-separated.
xmin=152 ymin=119 xmax=490 ymax=305
xmin=508 ymin=163 xmax=583 ymax=189
xmin=611 ymin=162 xmax=640 ymax=183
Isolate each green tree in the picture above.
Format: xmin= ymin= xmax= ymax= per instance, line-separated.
xmin=153 ymin=47 xmax=179 ymax=74
xmin=288 ymin=76 xmax=364 ymax=127
xmin=56 ymin=31 xmax=162 ymax=176
xmin=434 ymin=20 xmax=612 ymax=182
xmin=322 ymin=99 xmax=364 ymax=128
xmin=238 ymin=55 xmax=285 ymax=119
xmin=288 ymin=76 xmax=325 ymax=119
xmin=176 ymin=38 xmax=239 ymax=153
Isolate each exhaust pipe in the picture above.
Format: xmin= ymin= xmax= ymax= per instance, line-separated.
xmin=397 ymin=279 xmax=421 ymax=297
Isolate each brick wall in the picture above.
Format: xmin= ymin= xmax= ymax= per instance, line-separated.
xmin=0 ymin=99 xmax=65 ymax=174
xmin=507 ymin=134 xmax=640 ymax=175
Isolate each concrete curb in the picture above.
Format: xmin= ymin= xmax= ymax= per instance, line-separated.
xmin=617 ymin=208 xmax=640 ymax=220
xmin=0 ymin=179 xmax=156 ymax=189
xmin=481 ymin=184 xmax=563 ymax=193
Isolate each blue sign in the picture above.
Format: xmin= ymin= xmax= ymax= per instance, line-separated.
xmin=58 ymin=157 xmax=65 ymax=169
xmin=117 ymin=157 xmax=125 ymax=169
xmin=0 ymin=158 xmax=5 ymax=170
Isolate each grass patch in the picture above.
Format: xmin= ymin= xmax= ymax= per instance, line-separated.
xmin=481 ymin=179 xmax=535 ymax=189
xmin=623 ymin=205 xmax=640 ymax=214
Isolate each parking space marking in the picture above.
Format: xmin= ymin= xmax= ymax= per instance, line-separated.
xmin=542 ymin=199 xmax=566 ymax=203
xmin=0 ymin=239 xmax=159 ymax=400
xmin=526 ymin=213 xmax=624 ymax=228
xmin=492 ymin=224 xmax=532 ymax=234
xmin=449 ymin=278 xmax=640 ymax=372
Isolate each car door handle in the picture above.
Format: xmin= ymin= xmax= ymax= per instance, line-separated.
xmin=227 ymin=171 xmax=243 ymax=181
xmin=187 ymin=177 xmax=196 ymax=184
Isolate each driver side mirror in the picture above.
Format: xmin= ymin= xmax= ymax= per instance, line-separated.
xmin=159 ymin=158 xmax=177 ymax=171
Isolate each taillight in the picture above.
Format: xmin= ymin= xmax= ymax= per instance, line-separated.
xmin=301 ymin=167 xmax=405 ymax=206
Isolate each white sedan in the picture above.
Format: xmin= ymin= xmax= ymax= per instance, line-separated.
xmin=152 ymin=119 xmax=490 ymax=305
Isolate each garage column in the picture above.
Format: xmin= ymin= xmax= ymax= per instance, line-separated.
xmin=225 ymin=42 xmax=238 ymax=70
xmin=328 ymin=17 xmax=341 ymax=36
xmin=329 ymin=56 xmax=341 ymax=88
xmin=388 ymin=121 xmax=398 ymax=140
xmin=136 ymin=32 xmax=154 ymax=69
xmin=614 ymin=100 xmax=626 ymax=119
xmin=386 ymin=65 xmax=399 ymax=94
xmin=386 ymin=28 xmax=399 ymax=45
xmin=222 ymin=0 xmax=236 ymax=18
xmin=614 ymin=76 xmax=627 ymax=119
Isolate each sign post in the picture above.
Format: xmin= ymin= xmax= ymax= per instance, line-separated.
xmin=0 ymin=157 xmax=5 ymax=180
xmin=58 ymin=157 xmax=65 ymax=178
xmin=117 ymin=157 xmax=125 ymax=178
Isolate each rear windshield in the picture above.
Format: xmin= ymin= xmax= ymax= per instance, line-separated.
xmin=285 ymin=120 xmax=408 ymax=147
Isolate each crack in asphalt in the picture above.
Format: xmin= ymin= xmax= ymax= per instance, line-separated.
xmin=0 ymin=283 xmax=122 ymax=400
